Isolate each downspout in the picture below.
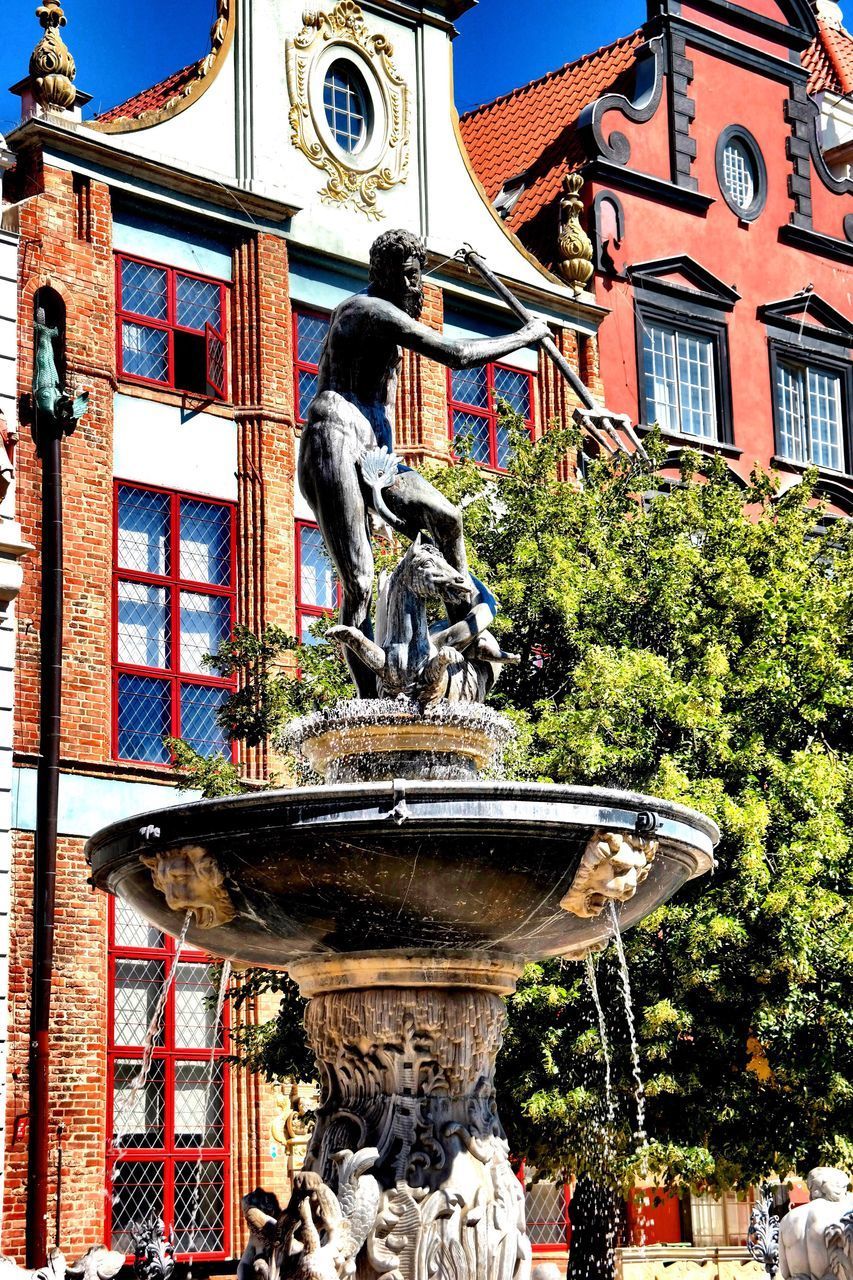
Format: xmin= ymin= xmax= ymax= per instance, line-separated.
xmin=24 ymin=305 xmax=87 ymax=1267
xmin=25 ymin=402 xmax=63 ymax=1268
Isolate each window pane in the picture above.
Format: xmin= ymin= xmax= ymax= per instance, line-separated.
xmin=807 ymin=366 xmax=843 ymax=471
xmin=117 ymin=486 xmax=170 ymax=576
xmin=495 ymin=423 xmax=514 ymax=471
xmin=174 ymin=963 xmax=222 ymax=1050
xmin=451 ymin=410 xmax=491 ymax=465
xmin=493 ymin=366 xmax=531 ymax=418
xmin=722 ymin=140 xmax=755 ymax=210
xmin=175 ymin=1063 xmax=225 ymax=1148
xmin=675 ymin=330 xmax=716 ymax=439
xmin=642 ymin=324 xmax=679 ymax=431
xmin=776 ymin=362 xmax=807 ymax=462
xmin=121 ymin=260 xmax=168 ymax=321
xmin=114 ymin=899 xmax=163 ymax=950
xmin=296 ymin=312 xmax=329 ymax=367
xmin=526 ymin=1182 xmax=568 ymax=1247
xmin=180 ymin=593 xmax=230 ymax=674
xmin=113 ymin=957 xmax=166 ymax=1046
xmin=112 ymin=1059 xmax=165 ymax=1148
xmin=176 ymin=275 xmax=222 ymax=333
xmin=298 ymin=368 xmax=319 ymax=420
xmin=690 ymin=1193 xmax=725 ymax=1247
xmin=323 ymin=62 xmax=368 ymax=154
xmin=300 ymin=613 xmax=327 ymax=646
xmin=122 ymin=322 xmax=169 ymax=383
xmin=117 ymin=673 xmax=171 ymax=764
xmin=173 ymin=1159 xmax=225 ymax=1255
xmin=451 ymin=366 xmax=489 ymax=409
xmin=111 ymin=1160 xmax=165 ymax=1254
xmin=299 ymin=526 xmax=337 ymax=609
xmin=180 ymin=500 xmax=231 ymax=586
xmin=117 ymin=581 xmax=169 ymax=669
xmin=180 ymin=683 xmax=229 ymax=758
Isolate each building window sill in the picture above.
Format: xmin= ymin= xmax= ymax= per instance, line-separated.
xmin=116 ymin=378 xmax=235 ymax=419
xmin=771 ymin=455 xmax=853 ymax=486
xmin=640 ymin=426 xmax=743 ymax=459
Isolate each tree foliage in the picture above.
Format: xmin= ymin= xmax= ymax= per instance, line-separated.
xmin=176 ymin=415 xmax=853 ymax=1194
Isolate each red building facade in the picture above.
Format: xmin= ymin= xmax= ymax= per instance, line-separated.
xmin=460 ymin=0 xmax=853 ymax=515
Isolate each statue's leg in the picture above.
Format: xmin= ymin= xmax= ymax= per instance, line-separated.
xmin=383 ymin=471 xmax=469 ymax=576
xmin=299 ymin=433 xmax=378 ymax=698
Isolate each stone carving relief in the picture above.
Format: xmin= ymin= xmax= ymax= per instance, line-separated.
xmin=140 ymin=843 xmax=236 ymax=929
xmin=560 ymin=831 xmax=658 ymax=918
xmin=28 ymin=0 xmax=77 ymax=112
xmin=286 ymin=3 xmax=410 ymax=219
xmin=272 ymin=1079 xmax=320 ymax=1177
xmin=779 ymin=1167 xmax=853 ymax=1280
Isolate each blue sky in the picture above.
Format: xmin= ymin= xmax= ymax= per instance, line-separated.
xmin=1 ymin=0 xmax=645 ymax=136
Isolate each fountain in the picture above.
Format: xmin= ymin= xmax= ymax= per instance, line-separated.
xmin=84 ymin=229 xmax=718 ymax=1280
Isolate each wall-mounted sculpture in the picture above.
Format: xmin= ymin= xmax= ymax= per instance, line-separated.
xmin=140 ymin=844 xmax=236 ymax=929
xmin=560 ymin=831 xmax=658 ymax=918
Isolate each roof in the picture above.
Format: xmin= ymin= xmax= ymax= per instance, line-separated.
xmin=803 ymin=20 xmax=853 ymax=93
xmin=96 ymin=61 xmax=199 ymax=124
xmin=458 ymin=31 xmax=644 ymax=269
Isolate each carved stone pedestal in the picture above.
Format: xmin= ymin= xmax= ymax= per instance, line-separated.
xmin=284 ymin=953 xmax=531 ymax=1280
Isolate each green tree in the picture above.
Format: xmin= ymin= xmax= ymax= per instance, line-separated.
xmin=175 ymin=417 xmax=853 ymax=1197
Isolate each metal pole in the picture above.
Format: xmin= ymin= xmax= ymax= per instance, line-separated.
xmin=26 ymin=411 xmax=63 ymax=1268
xmin=54 ymin=1123 xmax=64 ymax=1248
xmin=460 ymin=248 xmax=650 ymax=464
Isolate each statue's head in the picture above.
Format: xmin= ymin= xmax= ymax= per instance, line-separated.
xmin=140 ymin=843 xmax=236 ymax=930
xmin=807 ymin=1167 xmax=851 ymax=1202
xmin=369 ymin=228 xmax=427 ymax=319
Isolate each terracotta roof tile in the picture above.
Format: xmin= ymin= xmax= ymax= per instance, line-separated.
xmin=803 ymin=20 xmax=853 ymax=94
xmin=97 ymin=61 xmax=199 ymax=123
xmin=459 ymin=31 xmax=644 ymax=268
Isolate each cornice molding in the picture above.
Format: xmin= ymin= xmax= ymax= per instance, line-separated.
xmin=779 ymin=222 xmax=853 ymax=265
xmin=629 ymin=254 xmax=741 ymax=308
xmin=583 ymin=159 xmax=715 ymax=212
xmin=758 ymin=291 xmax=852 ymax=343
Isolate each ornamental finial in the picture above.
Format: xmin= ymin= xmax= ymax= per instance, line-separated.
xmin=29 ymin=0 xmax=78 ymax=112
xmin=557 ymin=172 xmax=594 ymax=297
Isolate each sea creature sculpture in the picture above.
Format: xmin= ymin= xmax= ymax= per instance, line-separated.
xmin=327 ymin=535 xmax=519 ymax=708
xmin=243 ymin=1150 xmax=381 ymax=1280
xmin=0 ymin=1246 xmax=124 ymax=1280
xmin=560 ymin=831 xmax=659 ymax=919
xmin=238 ymin=1189 xmax=282 ymax=1280
xmin=33 ymin=308 xmax=88 ymax=431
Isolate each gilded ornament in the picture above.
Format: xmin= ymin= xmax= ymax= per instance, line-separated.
xmin=28 ymin=0 xmax=77 ymax=113
xmin=557 ymin=172 xmax=595 ymax=296
xmin=286 ymin=3 xmax=410 ymax=219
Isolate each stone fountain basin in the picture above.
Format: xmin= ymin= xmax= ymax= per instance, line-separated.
xmin=86 ymin=781 xmax=717 ymax=970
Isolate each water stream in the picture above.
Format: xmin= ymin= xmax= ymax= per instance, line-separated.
xmin=583 ymin=953 xmax=614 ymax=1126
xmin=608 ymin=902 xmax=646 ymax=1147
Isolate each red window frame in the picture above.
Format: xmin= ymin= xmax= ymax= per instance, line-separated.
xmin=293 ymin=307 xmax=330 ymax=425
xmin=115 ymin=253 xmax=229 ymax=399
xmin=517 ymin=1162 xmax=572 ymax=1253
xmin=295 ymin=519 xmax=341 ymax=642
xmin=106 ymin=897 xmax=231 ymax=1261
xmin=447 ymin=362 xmax=535 ymax=471
xmin=112 ymin=480 xmax=238 ymax=766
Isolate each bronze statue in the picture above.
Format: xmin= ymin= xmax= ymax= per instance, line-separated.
xmin=297 ymin=228 xmax=547 ymax=697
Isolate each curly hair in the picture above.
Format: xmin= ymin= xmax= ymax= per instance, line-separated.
xmin=369 ymin=228 xmax=427 ymax=304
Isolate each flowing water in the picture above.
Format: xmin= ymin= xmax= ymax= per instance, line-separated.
xmin=584 ymin=953 xmax=613 ymax=1125
xmin=609 ymin=902 xmax=646 ymax=1147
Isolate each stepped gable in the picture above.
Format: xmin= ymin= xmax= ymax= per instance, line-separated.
xmin=458 ymin=31 xmax=643 ymax=267
xmin=96 ymin=60 xmax=199 ymax=123
xmin=803 ymin=19 xmax=853 ymax=92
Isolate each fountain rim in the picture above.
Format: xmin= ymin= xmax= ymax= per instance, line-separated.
xmin=85 ymin=777 xmax=719 ymax=876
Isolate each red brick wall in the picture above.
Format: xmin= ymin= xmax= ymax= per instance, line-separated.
xmin=2 ymin=833 xmax=108 ymax=1258
xmin=15 ymin=152 xmax=116 ymax=766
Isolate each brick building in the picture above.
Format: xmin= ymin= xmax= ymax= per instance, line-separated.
xmin=1 ymin=0 xmax=607 ymax=1266
xmin=459 ymin=0 xmax=853 ymax=1254
xmin=460 ymin=0 xmax=853 ymax=517
xmin=0 ymin=134 xmax=29 ymax=1217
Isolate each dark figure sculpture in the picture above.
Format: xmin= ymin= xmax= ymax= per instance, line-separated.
xmin=297 ymin=228 xmax=547 ymax=696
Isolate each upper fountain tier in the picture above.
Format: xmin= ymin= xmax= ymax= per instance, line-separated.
xmin=86 ymin=761 xmax=717 ymax=982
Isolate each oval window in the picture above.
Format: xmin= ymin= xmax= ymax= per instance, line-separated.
xmin=715 ymin=127 xmax=766 ymax=221
xmin=323 ymin=59 xmax=371 ymax=155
